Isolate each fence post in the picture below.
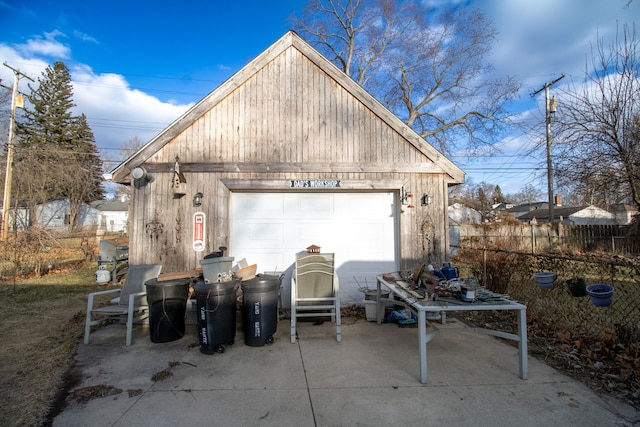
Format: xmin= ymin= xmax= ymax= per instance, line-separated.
xmin=530 ymin=220 xmax=537 ymax=254
xmin=482 ymin=247 xmax=487 ymax=288
xmin=612 ymin=235 xmax=615 ymax=253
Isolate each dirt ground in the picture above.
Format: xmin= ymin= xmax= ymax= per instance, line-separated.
xmin=457 ymin=310 xmax=640 ymax=409
xmin=0 ymin=263 xmax=103 ymax=427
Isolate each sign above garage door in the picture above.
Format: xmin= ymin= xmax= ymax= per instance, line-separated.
xmin=230 ymin=192 xmax=397 ymax=305
xmin=289 ymin=179 xmax=341 ymax=188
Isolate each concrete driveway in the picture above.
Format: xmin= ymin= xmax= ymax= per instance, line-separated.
xmin=54 ymin=316 xmax=639 ymax=426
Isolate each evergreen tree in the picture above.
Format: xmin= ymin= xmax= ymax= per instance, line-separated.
xmin=15 ymin=61 xmax=103 ymax=231
xmin=493 ymin=185 xmax=506 ymax=204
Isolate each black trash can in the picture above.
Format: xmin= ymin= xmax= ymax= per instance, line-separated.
xmin=241 ymin=274 xmax=281 ymax=346
xmin=194 ymin=279 xmax=237 ymax=354
xmin=145 ymin=278 xmax=190 ymax=343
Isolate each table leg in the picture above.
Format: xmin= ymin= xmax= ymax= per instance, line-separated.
xmin=376 ymin=279 xmax=383 ymax=325
xmin=517 ymin=308 xmax=528 ymax=380
xmin=418 ymin=310 xmax=427 ymax=383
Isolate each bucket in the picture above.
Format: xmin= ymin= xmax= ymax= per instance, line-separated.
xmin=363 ymin=300 xmax=378 ymax=321
xmin=586 ymin=284 xmax=614 ymax=307
xmin=567 ymin=278 xmax=587 ymax=297
xmin=441 ymin=264 xmax=459 ymax=281
xmin=95 ymin=268 xmax=111 ymax=284
xmin=199 ymin=257 xmax=234 ymax=283
xmin=360 ymin=288 xmax=390 ymax=301
xmin=533 ymin=272 xmax=556 ymax=289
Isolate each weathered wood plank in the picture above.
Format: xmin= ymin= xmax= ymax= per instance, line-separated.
xmin=142 ymin=162 xmax=447 ymax=174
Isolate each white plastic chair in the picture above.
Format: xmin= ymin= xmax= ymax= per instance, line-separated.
xmin=290 ymin=253 xmax=341 ymax=343
xmin=84 ymin=264 xmax=162 ymax=346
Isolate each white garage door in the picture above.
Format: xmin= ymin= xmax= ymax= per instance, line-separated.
xmin=230 ymin=192 xmax=397 ymax=305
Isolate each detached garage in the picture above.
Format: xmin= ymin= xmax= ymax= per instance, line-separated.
xmin=111 ymin=31 xmax=464 ymax=305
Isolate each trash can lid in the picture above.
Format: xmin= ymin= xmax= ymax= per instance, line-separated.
xmin=199 ymin=257 xmax=234 ymax=265
xmin=241 ymin=274 xmax=281 ymax=292
xmin=145 ymin=277 xmax=191 ymax=287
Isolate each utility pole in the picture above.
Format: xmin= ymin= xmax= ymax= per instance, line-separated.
xmin=531 ymin=74 xmax=564 ymax=223
xmin=2 ymin=62 xmax=34 ymax=240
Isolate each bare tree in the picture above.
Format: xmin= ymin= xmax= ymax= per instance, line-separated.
xmin=507 ymin=184 xmax=544 ymax=205
xmin=554 ymin=23 xmax=640 ymax=209
xmin=111 ymin=136 xmax=144 ymax=199
xmin=292 ymin=0 xmax=520 ymax=153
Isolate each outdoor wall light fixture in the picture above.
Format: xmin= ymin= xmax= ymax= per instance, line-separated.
xmin=131 ymin=167 xmax=155 ymax=183
xmin=421 ymin=194 xmax=432 ymax=206
xmin=401 ymin=187 xmax=413 ymax=205
xmin=193 ymin=192 xmax=203 ymax=207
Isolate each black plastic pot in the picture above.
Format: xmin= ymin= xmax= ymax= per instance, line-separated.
xmin=567 ymin=278 xmax=587 ymax=297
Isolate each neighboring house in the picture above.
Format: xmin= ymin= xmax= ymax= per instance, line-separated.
xmin=448 ymin=203 xmax=482 ymax=255
xmin=504 ymin=202 xmax=549 ymax=219
xmin=90 ymin=198 xmax=129 ymax=233
xmin=110 ymin=31 xmax=464 ymax=305
xmin=448 ymin=203 xmax=482 ymax=225
xmin=516 ymin=205 xmax=617 ymax=225
xmin=32 ymin=199 xmax=100 ymax=231
xmin=6 ymin=198 xmax=128 ymax=232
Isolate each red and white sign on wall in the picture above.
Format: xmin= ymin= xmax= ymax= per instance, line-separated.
xmin=193 ymin=212 xmax=206 ymax=251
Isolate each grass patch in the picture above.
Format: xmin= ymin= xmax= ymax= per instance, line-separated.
xmin=0 ymin=262 xmax=104 ymax=427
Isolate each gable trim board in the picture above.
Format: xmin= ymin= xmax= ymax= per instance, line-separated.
xmin=111 ymin=31 xmax=464 ymax=184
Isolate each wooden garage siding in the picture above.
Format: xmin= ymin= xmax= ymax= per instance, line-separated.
xmin=129 ymin=171 xmax=447 ymax=273
xmin=146 ymin=47 xmax=422 ymax=166
xmin=124 ymin=35 xmax=459 ymax=273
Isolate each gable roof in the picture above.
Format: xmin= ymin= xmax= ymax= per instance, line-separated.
xmin=90 ymin=200 xmax=129 ymax=212
xmin=111 ymin=31 xmax=464 ymax=184
xmin=505 ymin=202 xmax=549 ymax=214
xmin=516 ymin=205 xmax=615 ymax=223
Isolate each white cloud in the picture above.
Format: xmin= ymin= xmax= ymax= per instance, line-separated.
xmin=1 ymin=37 xmax=193 ymax=162
xmin=15 ymin=30 xmax=71 ymax=59
xmin=73 ymin=30 xmax=99 ymax=44
xmin=70 ymin=65 xmax=193 ymax=151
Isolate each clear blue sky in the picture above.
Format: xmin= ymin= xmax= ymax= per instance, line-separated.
xmin=1 ymin=0 xmax=637 ymax=194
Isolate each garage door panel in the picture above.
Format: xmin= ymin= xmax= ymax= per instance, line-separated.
xmin=231 ymin=192 xmax=397 ymax=305
xmin=338 ymin=195 xmax=392 ymax=219
xmin=234 ymin=194 xmax=285 ymax=218
xmin=241 ymin=250 xmax=291 ymax=274
xmin=243 ymin=222 xmax=285 ymax=248
xmin=298 ymin=195 xmax=334 ymax=214
xmin=294 ymin=222 xmax=333 ymax=244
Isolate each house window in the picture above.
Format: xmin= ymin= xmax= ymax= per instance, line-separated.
xmin=64 ymin=214 xmax=70 ymax=225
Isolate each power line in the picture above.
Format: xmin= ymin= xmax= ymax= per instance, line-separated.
xmin=531 ymin=74 xmax=565 ymax=222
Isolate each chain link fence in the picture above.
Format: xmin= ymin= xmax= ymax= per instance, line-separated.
xmin=453 ymin=247 xmax=640 ymax=345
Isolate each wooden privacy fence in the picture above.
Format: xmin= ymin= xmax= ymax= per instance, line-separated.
xmin=451 ymin=222 xmax=638 ymax=255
